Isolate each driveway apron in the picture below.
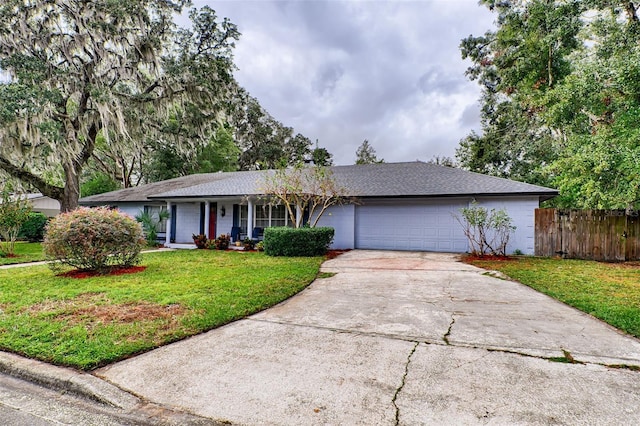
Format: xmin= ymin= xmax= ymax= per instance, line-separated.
xmin=95 ymin=250 xmax=640 ymax=425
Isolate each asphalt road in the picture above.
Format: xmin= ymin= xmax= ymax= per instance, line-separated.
xmin=0 ymin=372 xmax=218 ymax=426
xmin=0 ymin=372 xmax=136 ymax=425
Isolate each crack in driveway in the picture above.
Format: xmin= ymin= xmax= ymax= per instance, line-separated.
xmin=248 ymin=317 xmax=640 ymax=372
xmin=443 ymin=315 xmax=455 ymax=345
xmin=392 ymin=341 xmax=419 ymax=426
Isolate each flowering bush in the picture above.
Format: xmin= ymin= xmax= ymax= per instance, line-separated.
xmin=43 ymin=207 xmax=145 ymax=273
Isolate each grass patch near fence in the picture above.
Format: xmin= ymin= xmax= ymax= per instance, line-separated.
xmin=0 ymin=242 xmax=44 ymax=265
xmin=0 ymin=250 xmax=323 ymax=370
xmin=465 ymin=256 xmax=640 ymax=339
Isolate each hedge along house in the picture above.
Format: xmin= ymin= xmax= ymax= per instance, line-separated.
xmin=79 ymin=161 xmax=558 ymax=254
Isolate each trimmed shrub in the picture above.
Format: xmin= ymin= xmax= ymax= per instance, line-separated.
xmin=43 ymin=207 xmax=145 ymax=273
xmin=19 ymin=212 xmax=48 ymax=242
xmin=263 ymin=227 xmax=334 ymax=257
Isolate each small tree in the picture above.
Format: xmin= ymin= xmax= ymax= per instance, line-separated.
xmin=455 ymin=201 xmax=516 ymax=256
xmin=262 ymin=165 xmax=349 ymax=228
xmin=355 ymin=140 xmax=384 ymax=164
xmin=486 ymin=209 xmax=516 ymax=257
xmin=0 ymin=189 xmax=32 ymax=256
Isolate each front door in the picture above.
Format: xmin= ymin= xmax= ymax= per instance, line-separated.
xmin=208 ymin=203 xmax=217 ymax=239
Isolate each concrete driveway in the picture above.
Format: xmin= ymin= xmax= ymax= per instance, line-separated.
xmin=95 ymin=250 xmax=640 ymax=425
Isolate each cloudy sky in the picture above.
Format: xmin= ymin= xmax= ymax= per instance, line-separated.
xmin=192 ymin=0 xmax=496 ymax=165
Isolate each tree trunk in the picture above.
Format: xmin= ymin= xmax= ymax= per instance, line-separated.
xmin=60 ymin=185 xmax=79 ymax=213
xmin=60 ymin=163 xmax=81 ymax=213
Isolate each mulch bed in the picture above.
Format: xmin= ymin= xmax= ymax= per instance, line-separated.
xmin=325 ymin=249 xmax=351 ymax=260
xmin=59 ymin=265 xmax=147 ymax=279
xmin=462 ymin=254 xmax=514 ymax=262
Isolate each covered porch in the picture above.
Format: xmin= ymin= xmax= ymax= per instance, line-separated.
xmin=162 ymin=197 xmax=302 ymax=247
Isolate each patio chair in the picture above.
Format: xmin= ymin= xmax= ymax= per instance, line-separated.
xmin=252 ymin=227 xmax=264 ymax=241
xmin=230 ymin=226 xmax=241 ymax=242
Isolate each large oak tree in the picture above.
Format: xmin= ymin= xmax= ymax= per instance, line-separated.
xmin=0 ymin=0 xmax=239 ymax=211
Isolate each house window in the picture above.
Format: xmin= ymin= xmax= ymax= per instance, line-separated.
xmin=239 ymin=205 xmax=248 ymax=235
xmin=255 ymin=205 xmax=270 ymax=229
xmin=144 ymin=205 xmax=168 ymax=233
xmin=271 ymin=204 xmax=287 ymax=227
xmin=240 ymin=204 xmax=292 ymax=232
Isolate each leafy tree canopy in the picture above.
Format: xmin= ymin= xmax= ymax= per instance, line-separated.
xmin=311 ymin=146 xmax=334 ymax=166
xmin=457 ymin=0 xmax=640 ymax=208
xmin=80 ymin=172 xmax=121 ymax=197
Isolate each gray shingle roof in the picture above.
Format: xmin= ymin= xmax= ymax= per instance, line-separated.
xmin=150 ymin=170 xmax=273 ymax=199
xmin=331 ymin=162 xmax=557 ymax=197
xmin=79 ymin=173 xmax=222 ymax=203
xmin=80 ymin=162 xmax=557 ymax=205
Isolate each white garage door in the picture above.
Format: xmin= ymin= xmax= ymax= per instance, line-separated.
xmin=355 ymin=200 xmax=469 ymax=252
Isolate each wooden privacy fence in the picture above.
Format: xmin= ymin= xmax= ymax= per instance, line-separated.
xmin=535 ymin=209 xmax=640 ymax=261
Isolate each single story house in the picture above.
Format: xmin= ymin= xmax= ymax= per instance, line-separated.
xmin=26 ymin=193 xmax=61 ymax=217
xmin=80 ymin=161 xmax=558 ymax=254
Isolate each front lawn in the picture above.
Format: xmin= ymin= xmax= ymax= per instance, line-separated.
xmin=0 ymin=242 xmax=44 ymax=265
xmin=466 ymin=256 xmax=640 ymax=339
xmin=0 ymin=250 xmax=323 ymax=370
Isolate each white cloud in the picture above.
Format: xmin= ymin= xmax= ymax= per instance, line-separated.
xmin=192 ymin=0 xmax=495 ymax=164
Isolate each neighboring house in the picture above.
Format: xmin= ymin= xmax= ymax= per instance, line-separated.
xmin=80 ymin=162 xmax=558 ymax=254
xmin=24 ymin=193 xmax=61 ymax=217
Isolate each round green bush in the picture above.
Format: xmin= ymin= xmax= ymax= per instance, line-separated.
xmin=19 ymin=212 xmax=48 ymax=242
xmin=43 ymin=207 xmax=145 ymax=273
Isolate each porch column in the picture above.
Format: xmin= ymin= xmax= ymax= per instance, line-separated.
xmin=247 ymin=198 xmax=254 ymax=239
xmin=165 ymin=201 xmax=172 ymax=246
xmin=204 ymin=201 xmax=211 ymax=239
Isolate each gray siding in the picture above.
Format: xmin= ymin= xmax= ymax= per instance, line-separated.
xmin=314 ymin=204 xmax=355 ymax=250
xmin=115 ymin=203 xmax=146 ymax=218
xmin=174 ymin=203 xmax=201 ymax=243
xmin=474 ymin=196 xmax=539 ymax=255
xmin=111 ymin=196 xmax=539 ymax=254
xmin=216 ymin=202 xmax=235 ymax=239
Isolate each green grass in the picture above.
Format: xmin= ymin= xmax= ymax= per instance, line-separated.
xmin=466 ymin=256 xmax=640 ymax=339
xmin=0 ymin=242 xmax=44 ymax=265
xmin=0 ymin=250 xmax=323 ymax=370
